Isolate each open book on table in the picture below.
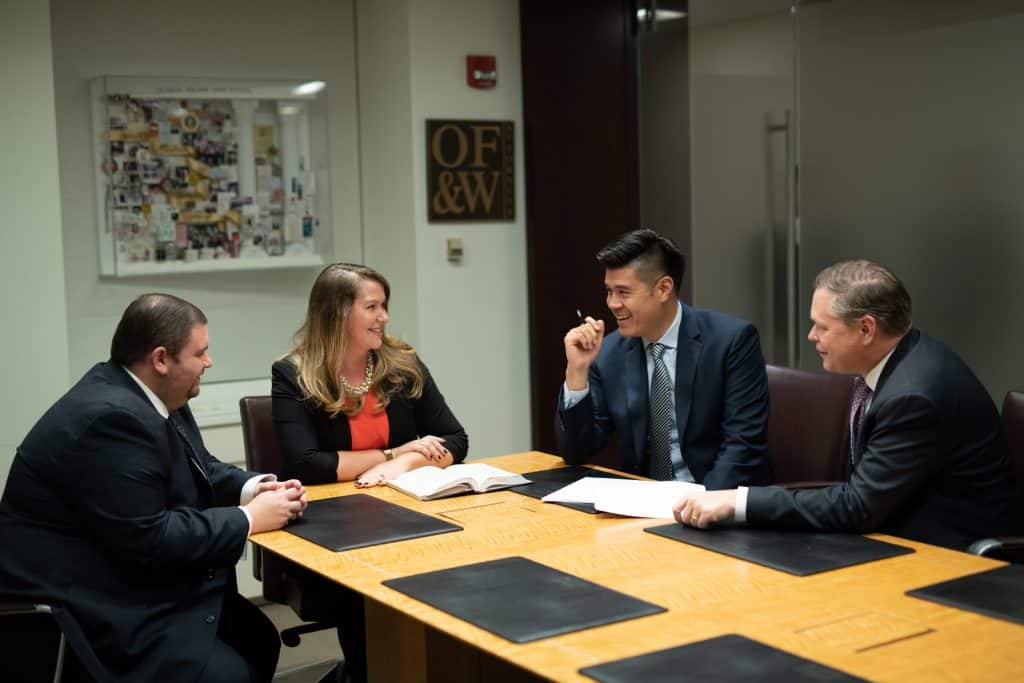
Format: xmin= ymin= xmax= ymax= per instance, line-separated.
xmin=387 ymin=463 xmax=531 ymax=501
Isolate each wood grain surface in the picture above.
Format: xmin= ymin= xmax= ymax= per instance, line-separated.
xmin=252 ymin=452 xmax=1022 ymax=682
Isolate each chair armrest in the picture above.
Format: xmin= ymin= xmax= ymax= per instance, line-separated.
xmin=0 ymin=601 xmax=53 ymax=617
xmin=967 ymin=536 xmax=1024 ymax=563
xmin=777 ymin=480 xmax=842 ymax=490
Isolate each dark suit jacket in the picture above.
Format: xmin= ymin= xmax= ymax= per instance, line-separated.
xmin=272 ymin=358 xmax=468 ymax=484
xmin=0 ymin=362 xmax=255 ymax=682
xmin=555 ymin=302 xmax=772 ymax=490
xmin=747 ymin=330 xmax=1023 ymax=549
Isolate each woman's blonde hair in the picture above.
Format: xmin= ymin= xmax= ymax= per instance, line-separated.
xmin=287 ymin=263 xmax=424 ymax=417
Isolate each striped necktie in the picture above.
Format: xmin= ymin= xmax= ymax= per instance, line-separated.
xmin=647 ymin=342 xmax=676 ymax=480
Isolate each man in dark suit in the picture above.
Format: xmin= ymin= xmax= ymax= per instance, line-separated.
xmin=556 ymin=229 xmax=772 ymax=489
xmin=0 ymin=294 xmax=308 ymax=682
xmin=674 ymin=260 xmax=1022 ymax=549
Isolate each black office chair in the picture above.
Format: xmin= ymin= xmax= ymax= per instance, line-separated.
xmin=0 ymin=601 xmax=69 ymax=682
xmin=0 ymin=602 xmax=111 ymax=679
xmin=239 ymin=396 xmax=346 ymax=680
xmin=967 ymin=391 xmax=1024 ymax=563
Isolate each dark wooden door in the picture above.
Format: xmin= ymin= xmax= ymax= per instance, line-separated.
xmin=521 ymin=0 xmax=640 ymax=460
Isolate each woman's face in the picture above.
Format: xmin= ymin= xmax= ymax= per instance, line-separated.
xmin=345 ymin=279 xmax=389 ymax=354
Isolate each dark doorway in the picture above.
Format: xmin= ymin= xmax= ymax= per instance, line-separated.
xmin=521 ymin=1 xmax=690 ymax=461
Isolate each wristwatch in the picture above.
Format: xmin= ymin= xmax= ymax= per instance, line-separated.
xmin=382 ymin=448 xmax=395 ymax=461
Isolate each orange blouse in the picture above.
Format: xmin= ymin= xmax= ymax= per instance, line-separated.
xmin=347 ymin=392 xmax=390 ymax=451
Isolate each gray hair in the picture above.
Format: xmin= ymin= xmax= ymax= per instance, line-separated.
xmin=814 ymin=260 xmax=911 ymax=336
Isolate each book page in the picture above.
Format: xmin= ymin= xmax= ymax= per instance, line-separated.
xmin=388 ymin=463 xmax=530 ymax=499
xmin=541 ymin=477 xmax=634 ymax=503
xmin=593 ymin=480 xmax=705 ymax=519
xmin=445 ymin=463 xmax=530 ymax=490
xmin=542 ymin=478 xmax=705 ymax=519
xmin=388 ymin=466 xmax=464 ymax=498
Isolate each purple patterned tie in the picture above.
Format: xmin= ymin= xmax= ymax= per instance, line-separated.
xmin=849 ymin=378 xmax=872 ymax=465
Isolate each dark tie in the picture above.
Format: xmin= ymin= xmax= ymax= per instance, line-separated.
xmin=647 ymin=343 xmax=676 ymax=480
xmin=170 ymin=415 xmax=210 ymax=485
xmin=849 ymin=378 xmax=872 ymax=465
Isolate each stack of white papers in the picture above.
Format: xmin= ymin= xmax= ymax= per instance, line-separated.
xmin=541 ymin=477 xmax=705 ymax=519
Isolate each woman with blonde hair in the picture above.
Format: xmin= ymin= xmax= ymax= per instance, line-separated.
xmin=271 ymin=263 xmax=468 ymax=682
xmin=273 ymin=262 xmax=468 ymax=485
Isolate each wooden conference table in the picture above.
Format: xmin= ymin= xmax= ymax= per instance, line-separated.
xmin=250 ymin=452 xmax=1023 ymax=682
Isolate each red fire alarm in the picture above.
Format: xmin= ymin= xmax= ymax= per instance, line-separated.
xmin=466 ymin=55 xmax=497 ymax=89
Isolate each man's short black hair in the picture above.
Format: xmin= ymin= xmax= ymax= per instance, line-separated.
xmin=596 ymin=229 xmax=686 ymax=294
xmin=110 ymin=293 xmax=207 ymax=367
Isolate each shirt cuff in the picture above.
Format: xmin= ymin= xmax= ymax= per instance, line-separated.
xmin=734 ymin=486 xmax=749 ymax=524
xmin=563 ymin=383 xmax=590 ymax=409
xmin=239 ymin=474 xmax=277 ymax=538
xmin=240 ymin=473 xmax=277 ymax=505
xmin=238 ymin=505 xmax=254 ymax=537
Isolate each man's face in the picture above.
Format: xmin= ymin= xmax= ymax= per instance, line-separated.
xmin=807 ymin=288 xmax=867 ymax=375
xmin=165 ymin=324 xmax=213 ymax=409
xmin=604 ymin=266 xmax=671 ymax=339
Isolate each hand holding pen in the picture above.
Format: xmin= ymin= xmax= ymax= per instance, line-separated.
xmin=563 ymin=308 xmax=605 ymax=390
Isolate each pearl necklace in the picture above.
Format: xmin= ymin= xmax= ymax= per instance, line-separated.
xmin=341 ymin=354 xmax=374 ymax=396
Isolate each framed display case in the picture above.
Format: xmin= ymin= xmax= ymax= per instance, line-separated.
xmin=90 ymin=76 xmax=331 ymax=276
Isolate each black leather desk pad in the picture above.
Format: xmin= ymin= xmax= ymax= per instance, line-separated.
xmin=580 ymin=634 xmax=866 ymax=682
xmin=382 ymin=556 xmax=665 ymax=643
xmin=508 ymin=466 xmax=629 ymax=513
xmin=906 ymin=564 xmax=1024 ymax=625
xmin=644 ymin=524 xmax=913 ymax=576
xmin=284 ymin=494 xmax=461 ymax=551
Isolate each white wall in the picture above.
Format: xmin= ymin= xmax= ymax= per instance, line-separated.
xmin=49 ymin=0 xmax=363 ymax=383
xmin=357 ymin=0 xmax=419 ymax=345
xmin=358 ymin=0 xmax=532 ymax=460
xmin=409 ymin=0 xmax=532 ymax=459
xmin=0 ymin=0 xmax=71 ymax=492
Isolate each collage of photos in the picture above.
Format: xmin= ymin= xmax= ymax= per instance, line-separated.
xmin=102 ymin=93 xmax=319 ymax=267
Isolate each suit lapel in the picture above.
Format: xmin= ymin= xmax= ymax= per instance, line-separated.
xmin=674 ymin=304 xmax=702 ymax=458
xmin=863 ymin=330 xmax=917 ymax=419
xmin=625 ymin=337 xmax=648 ymax=464
xmin=105 ymin=362 xmax=213 ymax=498
xmin=169 ymin=412 xmax=212 ymax=493
xmin=854 ymin=329 xmax=918 ymax=463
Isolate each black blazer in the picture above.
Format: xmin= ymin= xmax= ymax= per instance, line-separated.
xmin=747 ymin=330 xmax=1023 ymax=549
xmin=555 ymin=302 xmax=772 ymax=489
xmin=272 ymin=358 xmax=469 ymax=484
xmin=0 ymin=362 xmax=255 ymax=682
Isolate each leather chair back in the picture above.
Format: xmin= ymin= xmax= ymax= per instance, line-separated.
xmin=766 ymin=365 xmax=854 ymax=485
xmin=1001 ymin=391 xmax=1024 ymax=494
xmin=238 ymin=396 xmax=282 ymax=595
xmin=237 ymin=396 xmax=338 ymax=625
xmin=239 ymin=396 xmax=281 ymax=476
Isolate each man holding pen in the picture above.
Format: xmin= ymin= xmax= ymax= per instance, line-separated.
xmin=556 ymin=229 xmax=772 ymax=489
